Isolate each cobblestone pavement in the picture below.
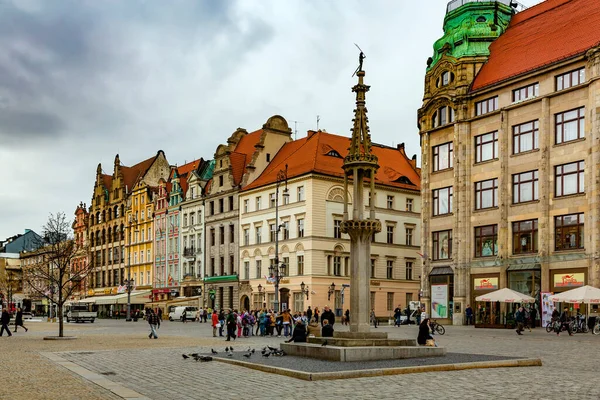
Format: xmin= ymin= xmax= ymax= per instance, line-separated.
xmin=3 ymin=319 xmax=600 ymax=399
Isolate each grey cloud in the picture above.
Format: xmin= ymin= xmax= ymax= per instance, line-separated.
xmin=0 ymin=109 xmax=64 ymax=139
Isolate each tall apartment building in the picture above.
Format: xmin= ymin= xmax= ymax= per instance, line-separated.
xmin=240 ymin=130 xmax=422 ymax=317
xmin=419 ymin=0 xmax=600 ymax=325
xmin=204 ymin=116 xmax=292 ymax=311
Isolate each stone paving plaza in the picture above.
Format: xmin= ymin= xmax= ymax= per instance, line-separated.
xmin=1 ymin=319 xmax=599 ymax=400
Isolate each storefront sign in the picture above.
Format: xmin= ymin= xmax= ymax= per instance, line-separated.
xmin=553 ymin=273 xmax=584 ymax=288
xmin=431 ymin=284 xmax=448 ymax=319
xmin=473 ymin=277 xmax=498 ymax=291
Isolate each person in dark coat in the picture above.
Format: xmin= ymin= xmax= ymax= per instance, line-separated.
xmin=321 ymin=306 xmax=335 ymax=327
xmin=0 ymin=309 xmax=12 ymax=337
xmin=321 ymin=319 xmax=334 ymax=337
xmin=529 ymin=306 xmax=537 ymax=329
xmin=14 ymin=308 xmax=28 ymax=332
xmin=286 ymin=321 xmax=307 ymax=343
xmin=306 ymin=306 xmax=313 ymax=322
xmin=417 ymin=318 xmax=434 ymax=346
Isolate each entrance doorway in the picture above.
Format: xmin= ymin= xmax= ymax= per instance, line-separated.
xmin=279 ymin=288 xmax=290 ymax=311
xmin=240 ymin=295 xmax=250 ymax=311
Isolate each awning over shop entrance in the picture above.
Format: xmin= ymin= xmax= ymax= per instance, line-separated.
xmin=506 ymin=264 xmax=541 ymax=271
xmin=429 ymin=266 xmax=454 ymax=276
xmin=94 ymin=291 xmax=151 ymax=305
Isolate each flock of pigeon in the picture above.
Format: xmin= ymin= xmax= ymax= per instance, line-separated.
xmin=182 ymin=346 xmax=287 ymax=362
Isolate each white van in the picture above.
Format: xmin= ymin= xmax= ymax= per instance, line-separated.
xmin=168 ymin=306 xmax=198 ymax=321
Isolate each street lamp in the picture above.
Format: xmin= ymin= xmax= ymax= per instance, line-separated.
xmin=272 ymin=164 xmax=288 ymax=313
xmin=257 ymin=284 xmax=266 ymax=308
xmin=327 ymin=282 xmax=336 ymax=301
xmin=126 ymin=216 xmax=138 ymax=322
xmin=300 ymin=281 xmax=309 ymax=300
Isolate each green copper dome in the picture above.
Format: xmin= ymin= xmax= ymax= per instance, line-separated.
xmin=428 ymin=1 xmax=514 ymax=71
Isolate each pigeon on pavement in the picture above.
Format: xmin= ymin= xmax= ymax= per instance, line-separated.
xmin=225 ymin=347 xmax=229 ymax=352
xmin=262 ymin=352 xmax=271 ymax=358
xmin=321 ymin=340 xmax=328 ymax=347
xmin=200 ymin=356 xmax=213 ymax=362
xmin=211 ymin=349 xmax=218 ymax=354
xmin=243 ymin=353 xmax=252 ymax=358
xmin=182 ymin=354 xmax=189 ymax=359
xmin=189 ymin=353 xmax=199 ymax=357
xmin=251 ymin=349 xmax=256 ymax=354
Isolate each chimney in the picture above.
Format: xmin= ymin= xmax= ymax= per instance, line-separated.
xmin=396 ymin=143 xmax=405 ymax=151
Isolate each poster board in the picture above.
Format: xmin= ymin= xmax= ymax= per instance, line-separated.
xmin=540 ymin=292 xmax=554 ymax=328
xmin=431 ymin=284 xmax=448 ymax=318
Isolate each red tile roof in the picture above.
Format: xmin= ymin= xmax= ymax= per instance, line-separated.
xmin=101 ymin=174 xmax=112 ymax=190
xmin=174 ymin=158 xmax=203 ymax=195
xmin=230 ymin=129 xmax=263 ymax=186
xmin=243 ymin=130 xmax=421 ymax=191
xmin=471 ymin=0 xmax=600 ymax=91
xmin=121 ymin=154 xmax=159 ymax=191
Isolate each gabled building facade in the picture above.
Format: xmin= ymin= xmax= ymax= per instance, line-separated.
xmin=419 ymin=0 xmax=600 ymax=325
xmin=71 ymin=202 xmax=89 ymax=299
xmin=204 ymin=116 xmax=293 ymax=310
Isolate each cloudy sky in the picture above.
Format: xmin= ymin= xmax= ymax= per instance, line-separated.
xmin=0 ymin=0 xmax=540 ymax=239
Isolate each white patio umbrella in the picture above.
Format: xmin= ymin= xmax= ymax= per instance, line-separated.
xmin=550 ymin=285 xmax=600 ymax=304
xmin=475 ymin=288 xmax=535 ymax=303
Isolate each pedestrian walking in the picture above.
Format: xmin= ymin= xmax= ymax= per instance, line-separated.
xmin=203 ymin=309 xmax=208 ymax=323
xmin=225 ymin=309 xmax=237 ymax=341
xmin=515 ymin=306 xmax=526 ymax=335
xmin=370 ymin=308 xmax=378 ymax=328
xmin=14 ymin=308 xmax=28 ymax=333
xmin=313 ymin=307 xmax=320 ymax=324
xmin=211 ymin=310 xmax=219 ymax=337
xmin=465 ymin=305 xmax=473 ymax=325
xmin=306 ymin=306 xmax=313 ymax=322
xmin=218 ymin=309 xmax=225 ymax=337
xmin=529 ymin=306 xmax=537 ymax=329
xmin=0 ymin=308 xmax=12 ymax=337
xmin=147 ymin=309 xmax=159 ymax=339
xmin=344 ymin=309 xmax=350 ymax=325
xmin=393 ymin=305 xmax=402 ymax=327
xmin=281 ymin=309 xmax=292 ymax=337
xmin=557 ymin=307 xmax=573 ymax=336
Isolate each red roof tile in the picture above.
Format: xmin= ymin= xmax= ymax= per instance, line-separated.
xmin=121 ymin=154 xmax=160 ymax=191
xmin=175 ymin=158 xmax=202 ymax=195
xmin=230 ymin=129 xmax=263 ymax=186
xmin=243 ymin=131 xmax=421 ymax=191
xmin=471 ymin=0 xmax=600 ymax=91
xmin=102 ymin=174 xmax=112 ymax=190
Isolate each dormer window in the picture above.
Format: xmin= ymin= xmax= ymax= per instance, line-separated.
xmin=432 ymin=106 xmax=455 ymax=128
xmin=326 ymin=150 xmax=342 ymax=158
xmin=436 ymin=71 xmax=454 ymax=87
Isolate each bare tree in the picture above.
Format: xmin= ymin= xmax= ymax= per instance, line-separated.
xmin=22 ymin=212 xmax=91 ymax=337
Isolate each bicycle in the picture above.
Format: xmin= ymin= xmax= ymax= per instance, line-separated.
xmin=430 ymin=319 xmax=445 ymax=335
xmin=593 ymin=319 xmax=600 ymax=335
xmin=573 ymin=314 xmax=588 ymax=333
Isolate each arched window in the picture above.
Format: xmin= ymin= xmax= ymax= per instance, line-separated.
xmin=436 ymin=71 xmax=455 ymax=87
xmin=432 ymin=106 xmax=455 ymax=128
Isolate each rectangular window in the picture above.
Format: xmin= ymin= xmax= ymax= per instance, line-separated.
xmin=555 ymin=213 xmax=584 ymax=250
xmin=432 ymin=142 xmax=453 ymax=171
xmin=405 ymin=228 xmax=413 ymax=246
xmin=512 ymin=82 xmax=539 ymax=102
xmin=243 ymin=228 xmax=249 ymax=246
xmin=386 ymin=225 xmax=394 ymax=244
xmin=370 ymin=259 xmax=376 ymax=278
xmin=243 ymin=199 xmax=249 ymax=213
xmin=513 ymin=120 xmax=539 ymax=154
xmin=556 ymin=67 xmax=585 ymax=91
xmin=386 ymin=195 xmax=394 ymax=209
xmin=210 ymin=228 xmax=215 ymax=246
xmin=256 ymin=197 xmax=261 ymax=210
xmin=297 ymin=186 xmax=305 ymax=201
xmin=512 ymin=219 xmax=538 ymax=254
xmin=210 ymin=258 xmax=215 ymax=276
xmin=270 ymin=224 xmax=276 ymax=242
xmin=406 ymin=198 xmax=413 ymax=212
xmin=475 ymin=96 xmax=498 ymax=116
xmin=406 ymin=261 xmax=413 ymax=280
xmin=555 ymin=107 xmax=585 ymax=144
xmin=219 ymin=175 xmax=224 ymax=187
xmin=433 ymin=186 xmax=453 ymax=216
xmin=189 ymin=213 xmax=195 ymax=226
xmin=255 ymin=226 xmax=262 ymax=244
xmin=229 ymin=196 xmax=234 ymax=211
xmin=297 ymin=219 xmax=305 ymax=238
xmin=219 ymin=256 xmax=224 ymax=275
xmin=209 ymin=201 xmax=214 ymax=215
xmin=256 ymin=259 xmax=262 ymax=279
xmin=512 ymin=170 xmax=539 ymax=204
xmin=386 ymin=260 xmax=393 ymax=279
xmin=387 ymin=292 xmax=394 ymax=311
xmin=219 ymin=226 xmax=225 ymax=245
xmin=475 ymin=225 xmax=498 ymax=257
xmin=282 ymin=222 xmax=289 ymax=240
xmin=432 ymin=230 xmax=452 ymax=260
xmin=334 ymin=220 xmax=342 ymax=239
xmin=229 ymin=225 xmax=235 ymax=243
xmin=555 ymin=161 xmax=584 ymax=197
xmin=297 ymin=255 xmax=304 ymax=275
xmin=219 ymin=198 xmax=224 ymax=213
xmin=475 ymin=178 xmax=498 ymax=209
xmin=269 ymin=193 xmax=276 ymax=208
xmin=475 ymin=131 xmax=499 ymax=163
xmin=244 ymin=261 xmax=249 ymax=280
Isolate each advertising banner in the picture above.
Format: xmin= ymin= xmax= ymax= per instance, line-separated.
xmin=553 ymin=273 xmax=584 ymax=288
xmin=431 ymin=284 xmax=448 ymax=318
xmin=540 ymin=292 xmax=554 ymax=328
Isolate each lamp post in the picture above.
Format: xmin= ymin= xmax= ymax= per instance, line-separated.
xmin=126 ymin=216 xmax=138 ymax=322
xmin=257 ymin=284 xmax=266 ymax=308
xmin=271 ymin=165 xmax=289 ymax=313
xmin=327 ymin=282 xmax=336 ymax=301
xmin=300 ymin=282 xmax=309 ymax=310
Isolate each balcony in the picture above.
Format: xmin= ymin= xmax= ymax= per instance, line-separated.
xmin=183 ymin=247 xmax=196 ymax=257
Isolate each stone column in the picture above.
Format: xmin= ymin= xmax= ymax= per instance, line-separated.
xmin=587 ymin=48 xmax=600 ymax=287
xmin=348 ymin=225 xmax=374 ymax=333
xmin=420 ymin=132 xmax=431 ymax=308
xmin=539 ymin=98 xmax=551 ymax=292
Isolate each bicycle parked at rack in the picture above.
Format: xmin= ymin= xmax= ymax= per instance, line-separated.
xmin=593 ymin=318 xmax=600 ymax=335
xmin=430 ymin=319 xmax=445 ymax=335
xmin=573 ymin=314 xmax=588 ymax=333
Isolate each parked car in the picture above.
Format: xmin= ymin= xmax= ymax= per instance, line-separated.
xmin=168 ymin=306 xmax=198 ymax=321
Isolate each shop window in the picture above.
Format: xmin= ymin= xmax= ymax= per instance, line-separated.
xmin=475 ymin=131 xmax=499 ymax=163
xmin=474 ymin=178 xmax=498 ymax=210
xmin=512 ymin=82 xmax=539 ymax=102
xmin=433 ymin=186 xmax=452 ymax=216
xmin=432 ymin=142 xmax=453 ymax=171
xmin=432 ymin=230 xmax=452 ymax=260
xmin=513 ymin=120 xmax=539 ymax=154
xmin=556 ymin=67 xmax=585 ymax=91
xmin=512 ymin=219 xmax=538 ymax=254
xmin=474 ymin=225 xmax=498 ymax=258
xmin=555 ymin=213 xmax=584 ymax=251
xmin=512 ymin=170 xmax=538 ymax=204
xmin=555 ymin=107 xmax=585 ymax=144
xmin=555 ymin=161 xmax=584 ymax=197
xmin=475 ymin=96 xmax=498 ymax=116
